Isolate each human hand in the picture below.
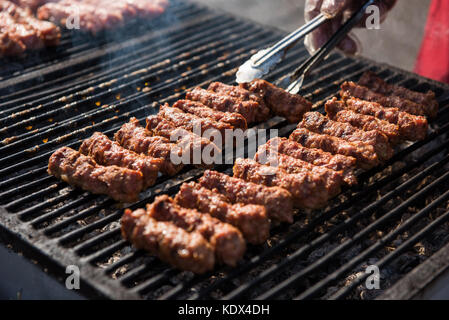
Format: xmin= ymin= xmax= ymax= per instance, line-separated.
xmin=304 ymin=0 xmax=397 ymax=55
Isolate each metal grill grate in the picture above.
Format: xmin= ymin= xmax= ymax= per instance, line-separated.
xmin=1 ymin=0 xmax=449 ymax=300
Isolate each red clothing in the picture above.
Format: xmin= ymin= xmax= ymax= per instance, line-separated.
xmin=414 ymin=0 xmax=449 ymax=83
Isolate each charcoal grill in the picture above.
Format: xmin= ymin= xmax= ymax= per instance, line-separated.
xmin=1 ymin=0 xmax=449 ymax=300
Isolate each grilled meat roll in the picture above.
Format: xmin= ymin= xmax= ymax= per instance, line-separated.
xmin=80 ymin=132 xmax=163 ymax=188
xmin=146 ymin=115 xmax=221 ymax=167
xmin=114 ymin=118 xmax=184 ymax=176
xmin=48 ymin=146 xmax=143 ymax=202
xmin=121 ymin=208 xmax=215 ymax=274
xmin=340 ymin=97 xmax=428 ymax=141
xmin=299 ymin=112 xmax=393 ymax=161
xmin=186 ymin=87 xmax=270 ymax=124
xmin=148 ymin=195 xmax=246 ymax=266
xmin=240 ymin=79 xmax=313 ymax=123
xmin=290 ymin=128 xmax=380 ymax=170
xmin=358 ymin=71 xmax=438 ymax=118
xmin=233 ymin=158 xmax=341 ymax=209
xmin=325 ymin=98 xmax=401 ymax=145
xmin=174 ymin=182 xmax=270 ymax=245
xmin=341 ymin=81 xmax=432 ymax=118
xmin=264 ymin=137 xmax=357 ymax=186
xmin=198 ymin=170 xmax=294 ymax=223
xmin=173 ymin=99 xmax=247 ymax=130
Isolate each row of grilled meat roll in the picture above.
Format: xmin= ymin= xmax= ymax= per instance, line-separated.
xmin=122 ymin=71 xmax=439 ymax=273
xmin=48 ymin=79 xmax=313 ymax=202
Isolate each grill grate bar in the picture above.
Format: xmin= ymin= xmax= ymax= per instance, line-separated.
xmin=185 ymin=124 xmax=449 ymax=300
xmin=257 ymin=154 xmax=449 ymax=300
xmin=300 ymin=184 xmax=449 ymax=300
xmin=0 ymin=13 xmax=234 ymax=111
xmin=330 ymin=192 xmax=449 ymax=300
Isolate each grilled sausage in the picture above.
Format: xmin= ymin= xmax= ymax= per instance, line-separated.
xmin=121 ymin=208 xmax=215 ymax=274
xmin=175 ymin=182 xmax=270 ymax=244
xmin=290 ymin=128 xmax=380 ymax=170
xmin=264 ymin=137 xmax=357 ymax=186
xmin=114 ymin=118 xmax=184 ymax=176
xmin=233 ymin=158 xmax=340 ymax=209
xmin=299 ymin=112 xmax=393 ymax=161
xmin=341 ymin=97 xmax=428 ymax=141
xmin=198 ymin=170 xmax=294 ymax=223
xmin=48 ymin=146 xmax=143 ymax=202
xmin=173 ymin=100 xmax=247 ymax=130
xmin=240 ymin=79 xmax=313 ymax=123
xmin=148 ymin=195 xmax=246 ymax=266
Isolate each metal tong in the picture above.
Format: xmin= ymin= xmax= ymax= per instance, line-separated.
xmin=235 ymin=13 xmax=328 ymax=84
xmin=236 ymin=0 xmax=375 ymax=94
xmin=284 ymin=0 xmax=375 ymax=94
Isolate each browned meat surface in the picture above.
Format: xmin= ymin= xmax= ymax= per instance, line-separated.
xmin=264 ymin=137 xmax=357 ymax=186
xmin=240 ymin=79 xmax=313 ymax=123
xmin=173 ymin=100 xmax=247 ymax=131
xmin=11 ymin=0 xmax=52 ymax=11
xmin=198 ymin=170 xmax=294 ymax=223
xmin=325 ymin=98 xmax=401 ymax=145
xmin=186 ymin=87 xmax=270 ymax=124
xmin=37 ymin=0 xmax=168 ymax=34
xmin=48 ymin=146 xmax=143 ymax=202
xmin=158 ymin=103 xmax=233 ymax=141
xmin=233 ymin=158 xmax=340 ymax=209
xmin=174 ymin=182 xmax=270 ymax=245
xmin=0 ymin=0 xmax=60 ymax=56
xmin=146 ymin=115 xmax=221 ymax=167
xmin=358 ymin=71 xmax=438 ymax=118
xmin=341 ymin=81 xmax=430 ymax=118
xmin=148 ymin=195 xmax=246 ymax=266
xmin=80 ymin=132 xmax=163 ymax=188
xmin=254 ymin=147 xmax=343 ymax=198
xmin=342 ymin=97 xmax=428 ymax=141
xmin=290 ymin=128 xmax=380 ymax=170
xmin=114 ymin=118 xmax=184 ymax=176
xmin=208 ymin=81 xmax=269 ymax=112
xmin=121 ymin=208 xmax=215 ymax=274
xmin=299 ymin=112 xmax=393 ymax=161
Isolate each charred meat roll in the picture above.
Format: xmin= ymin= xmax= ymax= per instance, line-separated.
xmin=341 ymin=81 xmax=432 ymax=118
xmin=121 ymin=208 xmax=215 ymax=274
xmin=264 ymin=137 xmax=357 ymax=186
xmin=174 ymin=182 xmax=270 ymax=245
xmin=186 ymin=87 xmax=270 ymax=124
xmin=233 ymin=158 xmax=341 ymax=209
xmin=290 ymin=128 xmax=380 ymax=170
xmin=358 ymin=71 xmax=438 ymax=118
xmin=48 ymin=146 xmax=143 ymax=202
xmin=146 ymin=115 xmax=221 ymax=167
xmin=299 ymin=112 xmax=393 ymax=161
xmin=114 ymin=118 xmax=184 ymax=176
xmin=80 ymin=132 xmax=163 ymax=188
xmin=148 ymin=195 xmax=246 ymax=266
xmin=208 ymin=81 xmax=269 ymax=111
xmin=254 ymin=147 xmax=343 ymax=196
xmin=341 ymin=97 xmax=428 ymax=141
xmin=325 ymin=98 xmax=401 ymax=145
xmin=173 ymin=100 xmax=248 ymax=130
xmin=198 ymin=170 xmax=294 ymax=223
xmin=158 ymin=103 xmax=233 ymax=140
xmin=240 ymin=79 xmax=313 ymax=123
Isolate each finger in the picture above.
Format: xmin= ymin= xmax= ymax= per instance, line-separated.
xmin=336 ymin=33 xmax=360 ymax=55
xmin=304 ymin=19 xmax=335 ymax=55
xmin=305 ymin=0 xmax=324 ymax=22
xmin=321 ymin=0 xmax=352 ymax=18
